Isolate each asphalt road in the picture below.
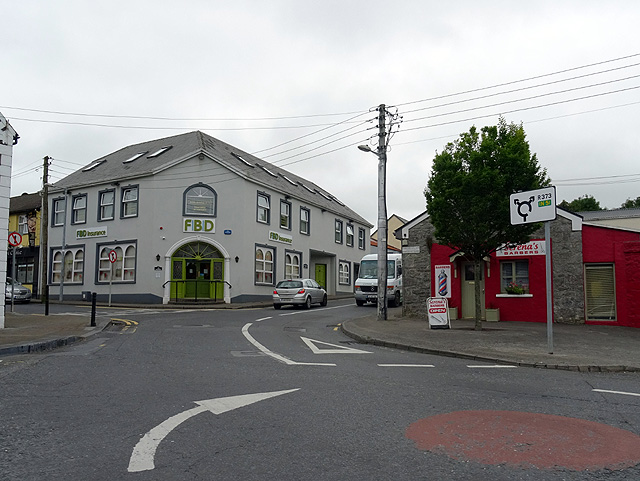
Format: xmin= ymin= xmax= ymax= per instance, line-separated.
xmin=1 ymin=301 xmax=639 ymax=480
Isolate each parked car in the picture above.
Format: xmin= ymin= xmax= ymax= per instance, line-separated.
xmin=273 ymin=279 xmax=327 ymax=309
xmin=5 ymin=277 xmax=32 ymax=303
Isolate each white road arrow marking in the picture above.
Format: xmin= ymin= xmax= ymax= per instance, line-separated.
xmin=593 ymin=389 xmax=640 ymax=397
xmin=300 ymin=337 xmax=372 ymax=355
xmin=127 ymin=388 xmax=299 ymax=473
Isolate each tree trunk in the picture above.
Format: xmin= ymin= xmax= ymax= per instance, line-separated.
xmin=474 ymin=258 xmax=483 ymax=331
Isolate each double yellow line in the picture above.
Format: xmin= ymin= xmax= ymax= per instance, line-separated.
xmin=111 ymin=318 xmax=139 ymax=334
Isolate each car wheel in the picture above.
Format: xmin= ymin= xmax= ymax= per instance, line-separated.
xmin=304 ymin=296 xmax=312 ymax=309
xmin=274 ymin=304 xmax=281 ymax=310
xmin=356 ymin=299 xmax=364 ymax=306
xmin=320 ymin=295 xmax=327 ymax=307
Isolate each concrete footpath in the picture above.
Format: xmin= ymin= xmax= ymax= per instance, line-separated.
xmin=1 ymin=306 xmax=639 ymax=372
xmin=342 ymin=315 xmax=640 ymax=372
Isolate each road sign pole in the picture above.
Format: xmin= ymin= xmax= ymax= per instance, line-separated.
xmin=11 ymin=247 xmax=16 ymax=312
xmin=109 ymin=263 xmax=113 ymax=307
xmin=545 ymin=221 xmax=553 ymax=354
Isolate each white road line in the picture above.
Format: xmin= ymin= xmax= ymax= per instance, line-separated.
xmin=593 ymin=389 xmax=640 ymax=397
xmin=378 ymin=364 xmax=435 ymax=368
xmin=300 ymin=337 xmax=372 ymax=355
xmin=241 ymin=323 xmax=335 ymax=366
xmin=467 ymin=365 xmax=518 ymax=368
xmin=128 ymin=389 xmax=299 ymax=473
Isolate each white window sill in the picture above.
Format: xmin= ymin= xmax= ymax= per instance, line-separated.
xmin=496 ymin=293 xmax=533 ymax=298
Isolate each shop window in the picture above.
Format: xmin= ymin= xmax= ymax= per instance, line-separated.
xmin=255 ymin=246 xmax=274 ymax=285
xmin=358 ymin=228 xmax=366 ymax=250
xmin=339 ymin=261 xmax=351 ymax=285
xmin=98 ymin=243 xmax=136 ymax=282
xmin=500 ymin=260 xmax=529 ymax=294
xmin=585 ymin=264 xmax=616 ymax=320
xmin=257 ymin=193 xmax=270 ymax=224
xmin=51 ymin=247 xmax=84 ymax=284
xmin=346 ymin=224 xmax=354 ymax=247
xmin=121 ymin=186 xmax=139 ymax=218
xmin=300 ymin=207 xmax=310 ymax=235
xmin=17 ymin=257 xmax=35 ymax=284
xmin=72 ymin=194 xmax=87 ymax=224
xmin=280 ymin=200 xmax=291 ymax=230
xmin=285 ymin=251 xmax=301 ymax=279
xmin=184 ymin=184 xmax=217 ymax=216
xmin=52 ymin=198 xmax=65 ymax=226
xmin=335 ymin=219 xmax=343 ymax=244
xmin=99 ymin=189 xmax=115 ymax=221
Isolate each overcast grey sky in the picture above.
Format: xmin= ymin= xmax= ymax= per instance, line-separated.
xmin=4 ymin=1 xmax=640 ymax=225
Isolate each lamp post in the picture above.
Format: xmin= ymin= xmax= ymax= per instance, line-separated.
xmin=358 ymin=105 xmax=388 ymax=321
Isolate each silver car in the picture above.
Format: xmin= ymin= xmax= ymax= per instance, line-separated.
xmin=273 ymin=279 xmax=327 ymax=309
xmin=5 ymin=277 xmax=32 ymax=303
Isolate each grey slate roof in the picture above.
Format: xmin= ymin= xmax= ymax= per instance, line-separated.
xmin=51 ymin=131 xmax=372 ymax=227
xmin=579 ymin=208 xmax=640 ymax=220
xmin=10 ymin=192 xmax=41 ymax=213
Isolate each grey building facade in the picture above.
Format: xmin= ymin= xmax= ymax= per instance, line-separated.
xmin=48 ymin=131 xmax=371 ymax=304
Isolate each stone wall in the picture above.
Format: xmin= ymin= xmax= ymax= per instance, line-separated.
xmin=532 ymin=217 xmax=584 ymax=324
xmin=401 ymin=219 xmax=435 ymax=319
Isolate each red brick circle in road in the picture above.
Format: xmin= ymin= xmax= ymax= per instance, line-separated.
xmin=406 ymin=410 xmax=640 ymax=471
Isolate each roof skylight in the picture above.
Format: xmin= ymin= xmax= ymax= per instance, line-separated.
xmin=123 ymin=151 xmax=148 ymax=163
xmin=281 ymin=174 xmax=298 ymax=186
xmin=299 ymin=183 xmax=316 ymax=194
xmin=82 ymin=159 xmax=106 ymax=172
xmin=147 ymin=146 xmax=172 ymax=158
xmin=260 ymin=165 xmax=278 ymax=178
xmin=231 ymin=152 xmax=254 ymax=167
xmin=316 ymin=190 xmax=333 ymax=201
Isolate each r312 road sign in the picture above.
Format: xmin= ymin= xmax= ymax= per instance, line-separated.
xmin=510 ymin=186 xmax=557 ymax=225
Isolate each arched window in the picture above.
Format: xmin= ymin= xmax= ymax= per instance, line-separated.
xmin=183 ymin=184 xmax=217 ymax=216
xmin=255 ymin=246 xmax=274 ymax=285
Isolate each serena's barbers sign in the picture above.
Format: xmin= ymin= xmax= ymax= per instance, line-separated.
xmin=496 ymin=241 xmax=546 ymax=257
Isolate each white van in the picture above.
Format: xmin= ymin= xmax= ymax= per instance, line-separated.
xmin=354 ymin=253 xmax=403 ymax=307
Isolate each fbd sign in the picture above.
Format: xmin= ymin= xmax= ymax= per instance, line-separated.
xmin=184 ymin=218 xmax=215 ymax=233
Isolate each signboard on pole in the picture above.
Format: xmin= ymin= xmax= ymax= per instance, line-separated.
xmin=510 ymin=186 xmax=557 ymax=225
xmin=8 ymin=231 xmax=22 ymax=247
xmin=427 ymin=297 xmax=450 ymax=329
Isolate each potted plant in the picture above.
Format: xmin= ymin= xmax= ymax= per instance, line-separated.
xmin=505 ymin=281 xmax=526 ymax=295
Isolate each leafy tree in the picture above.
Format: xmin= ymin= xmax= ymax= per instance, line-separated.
xmin=621 ymin=196 xmax=640 ymax=209
xmin=558 ymin=195 xmax=602 ymax=212
xmin=425 ymin=118 xmax=549 ymax=330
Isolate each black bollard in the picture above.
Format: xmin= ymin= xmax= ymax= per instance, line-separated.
xmin=91 ymin=292 xmax=97 ymax=327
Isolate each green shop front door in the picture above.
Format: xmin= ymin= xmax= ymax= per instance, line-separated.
xmin=171 ymin=242 xmax=224 ymax=301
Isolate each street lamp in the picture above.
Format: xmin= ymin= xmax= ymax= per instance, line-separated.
xmin=358 ymin=130 xmax=388 ymax=321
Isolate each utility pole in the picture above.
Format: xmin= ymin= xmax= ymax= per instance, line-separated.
xmin=40 ymin=156 xmax=49 ymax=307
xmin=376 ymin=104 xmax=388 ymax=321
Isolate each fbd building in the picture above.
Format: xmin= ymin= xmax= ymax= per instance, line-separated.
xmin=48 ymin=131 xmax=372 ymax=304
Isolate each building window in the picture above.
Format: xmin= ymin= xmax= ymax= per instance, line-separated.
xmin=358 ymin=228 xmax=366 ymax=250
xmin=98 ymin=189 xmax=115 ymax=221
xmin=18 ymin=215 xmax=28 ymax=235
xmin=52 ymin=198 xmax=65 ymax=226
xmin=257 ymin=193 xmax=270 ymax=224
xmin=121 ymin=186 xmax=139 ymax=218
xmin=335 ymin=219 xmax=343 ymax=244
xmin=98 ymin=243 xmax=136 ymax=282
xmin=184 ymin=183 xmax=217 ymax=216
xmin=17 ymin=257 xmax=35 ymax=284
xmin=51 ymin=247 xmax=84 ymax=284
xmin=280 ymin=200 xmax=292 ymax=230
xmin=346 ymin=224 xmax=354 ymax=247
xmin=255 ymin=246 xmax=274 ymax=285
xmin=285 ymin=251 xmax=301 ymax=279
xmin=300 ymin=207 xmax=310 ymax=235
xmin=72 ymin=194 xmax=87 ymax=224
xmin=585 ymin=264 xmax=616 ymax=321
xmin=500 ymin=260 xmax=529 ymax=294
xmin=339 ymin=261 xmax=351 ymax=285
